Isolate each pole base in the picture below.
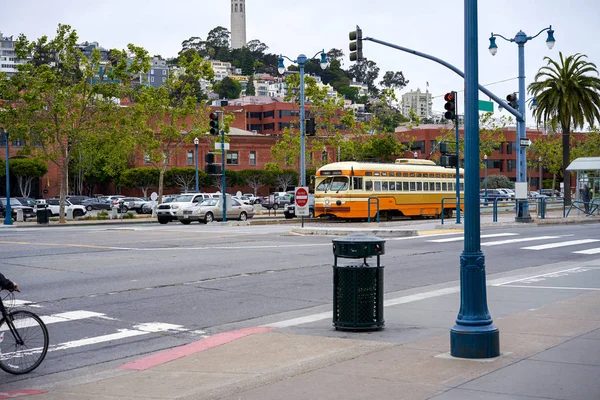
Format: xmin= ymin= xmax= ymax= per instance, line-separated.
xmin=515 ymin=216 xmax=532 ymax=223
xmin=450 ymin=324 xmax=500 ymax=359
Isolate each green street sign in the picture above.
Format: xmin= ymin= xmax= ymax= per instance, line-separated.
xmin=478 ymin=100 xmax=494 ymax=113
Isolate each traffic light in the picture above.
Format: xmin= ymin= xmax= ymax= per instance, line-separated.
xmin=439 ymin=141 xmax=458 ymax=168
xmin=444 ymin=92 xmax=456 ymax=120
xmin=506 ymin=92 xmax=518 ymax=110
xmin=305 ymin=117 xmax=316 ymax=136
xmin=209 ymin=112 xmax=219 ymax=135
xmin=349 ymin=25 xmax=363 ymax=62
xmin=205 ymin=152 xmax=221 ymax=174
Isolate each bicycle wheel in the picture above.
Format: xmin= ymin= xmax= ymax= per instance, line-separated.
xmin=0 ymin=310 xmax=49 ymax=374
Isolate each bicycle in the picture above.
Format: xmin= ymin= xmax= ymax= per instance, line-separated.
xmin=0 ymin=289 xmax=49 ymax=374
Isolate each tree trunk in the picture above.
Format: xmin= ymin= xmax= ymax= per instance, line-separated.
xmin=158 ymin=168 xmax=166 ymax=204
xmin=562 ymin=128 xmax=571 ymax=204
xmin=59 ymin=161 xmax=69 ymax=224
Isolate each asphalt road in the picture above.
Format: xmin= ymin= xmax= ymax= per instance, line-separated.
xmin=0 ymin=221 xmax=598 ymax=385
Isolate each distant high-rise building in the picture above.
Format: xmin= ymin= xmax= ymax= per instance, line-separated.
xmin=402 ymin=88 xmax=432 ymax=120
xmin=231 ymin=0 xmax=247 ymax=49
xmin=0 ymin=32 xmax=27 ymax=78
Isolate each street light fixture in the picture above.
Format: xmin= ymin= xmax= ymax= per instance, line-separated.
xmin=488 ymin=25 xmax=555 ymax=223
xmin=484 ymin=154 xmax=488 ymax=206
xmin=277 ymin=50 xmax=328 ymax=187
xmin=194 ymin=137 xmax=199 ymax=193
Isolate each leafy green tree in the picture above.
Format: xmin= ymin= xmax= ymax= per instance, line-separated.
xmin=132 ymin=50 xmax=214 ymax=202
xmin=213 ymin=77 xmax=242 ymax=99
xmin=0 ymin=159 xmax=4 ymax=177
xmin=238 ymin=169 xmax=268 ymax=195
xmin=487 ymin=175 xmax=514 ymax=189
xmin=119 ymin=167 xmax=159 ymax=198
xmin=165 ymin=167 xmax=197 ymax=192
xmin=9 ymin=158 xmax=48 ymax=197
xmin=529 ymin=134 xmax=563 ymax=192
xmin=240 ymin=47 xmax=254 ymax=76
xmin=206 ymin=27 xmax=230 ymax=57
xmin=0 ymin=24 xmax=148 ymax=222
xmin=245 ymin=40 xmax=268 ymax=59
xmin=349 ymin=59 xmax=380 ymax=96
xmin=245 ymin=76 xmax=256 ymax=96
xmin=528 ymin=52 xmax=600 ymax=204
xmin=380 ymin=71 xmax=409 ymax=90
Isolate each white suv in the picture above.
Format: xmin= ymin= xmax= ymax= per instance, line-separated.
xmin=37 ymin=199 xmax=87 ymax=218
xmin=156 ymin=193 xmax=216 ymax=224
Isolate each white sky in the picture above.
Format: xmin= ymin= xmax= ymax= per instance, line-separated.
xmin=4 ymin=0 xmax=599 ymax=127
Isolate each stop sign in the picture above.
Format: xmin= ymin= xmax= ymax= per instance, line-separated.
xmin=295 ymin=187 xmax=309 ymax=207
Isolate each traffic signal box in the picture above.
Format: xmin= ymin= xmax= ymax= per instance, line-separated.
xmin=305 ymin=117 xmax=316 ymax=136
xmin=205 ymin=153 xmax=221 ymax=175
xmin=506 ymin=93 xmax=518 ymax=110
xmin=444 ymin=92 xmax=456 ymax=120
xmin=209 ymin=112 xmax=219 ymax=135
xmin=349 ymin=26 xmax=363 ymax=62
xmin=439 ymin=141 xmax=458 ymax=168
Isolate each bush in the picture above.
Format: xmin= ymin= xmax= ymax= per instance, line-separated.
xmin=97 ymin=211 xmax=109 ymax=220
xmin=122 ymin=212 xmax=135 ymax=219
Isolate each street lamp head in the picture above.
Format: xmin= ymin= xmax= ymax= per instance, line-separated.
xmin=319 ymin=51 xmax=328 ymax=70
xmin=194 ymin=137 xmax=199 ymax=145
xmin=277 ymin=56 xmax=285 ymax=75
xmin=488 ymin=36 xmax=498 ymax=56
xmin=546 ymin=27 xmax=556 ymax=49
xmin=484 ymin=154 xmax=488 ymax=160
xmin=413 ymin=151 xmax=418 ymax=159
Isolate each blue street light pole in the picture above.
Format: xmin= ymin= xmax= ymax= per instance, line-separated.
xmin=278 ymin=51 xmax=328 ymax=187
xmin=194 ymin=137 xmax=199 ymax=193
xmin=3 ymin=129 xmax=12 ymax=225
xmin=449 ymin=0 xmax=500 ymax=359
xmin=484 ymin=154 xmax=488 ymax=206
xmin=489 ymin=26 xmax=555 ymax=223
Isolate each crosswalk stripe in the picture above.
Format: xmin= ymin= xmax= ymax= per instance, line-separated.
xmin=572 ymin=247 xmax=600 ymax=255
xmin=522 ymin=239 xmax=600 ymax=251
xmin=428 ymin=233 xmax=517 ymax=243
xmin=482 ymin=236 xmax=561 ymax=247
xmin=1 ymin=311 xmax=106 ymax=331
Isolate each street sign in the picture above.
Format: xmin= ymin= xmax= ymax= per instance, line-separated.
xmin=478 ymin=100 xmax=494 ymax=113
xmin=214 ymin=143 xmax=230 ymax=150
xmin=519 ymin=137 xmax=532 ymax=147
xmin=295 ymin=187 xmax=309 ymax=217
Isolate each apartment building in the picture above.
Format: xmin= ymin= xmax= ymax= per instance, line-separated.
xmin=146 ymin=56 xmax=169 ymax=88
xmin=402 ymin=88 xmax=433 ymax=120
xmin=0 ymin=32 xmax=26 ymax=77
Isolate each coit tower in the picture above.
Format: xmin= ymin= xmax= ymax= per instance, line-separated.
xmin=230 ymin=0 xmax=247 ymax=49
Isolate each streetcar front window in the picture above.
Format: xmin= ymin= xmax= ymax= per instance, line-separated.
xmin=316 ymin=176 xmax=349 ymax=192
xmin=316 ymin=177 xmax=332 ymax=191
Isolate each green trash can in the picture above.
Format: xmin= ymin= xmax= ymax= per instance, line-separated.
xmin=36 ymin=204 xmax=49 ymax=224
xmin=332 ymin=234 xmax=385 ymax=331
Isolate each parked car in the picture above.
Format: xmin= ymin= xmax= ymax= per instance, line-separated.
xmin=176 ymin=197 xmax=255 ymax=224
xmin=283 ymin=194 xmax=315 ymax=219
xmin=479 ymin=189 xmax=510 ymax=202
xmin=114 ymin=197 xmax=151 ymax=214
xmin=496 ymin=188 xmax=515 ymax=198
xmin=540 ymin=189 xmax=561 ymax=197
xmin=233 ymin=195 xmax=252 ymax=205
xmin=156 ymin=193 xmax=216 ymax=224
xmin=36 ymin=198 xmax=87 ymax=218
xmin=82 ymin=198 xmax=113 ymax=211
xmin=262 ymin=193 xmax=294 ymax=210
xmin=65 ymin=195 xmax=92 ymax=205
xmin=15 ymin=197 xmax=37 ymax=208
xmin=0 ymin=198 xmax=36 ymax=220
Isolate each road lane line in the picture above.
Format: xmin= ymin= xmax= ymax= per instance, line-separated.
xmin=522 ymin=239 xmax=600 ymax=250
xmin=493 ymin=267 xmax=586 ymax=286
xmin=573 ymin=247 xmax=600 ymax=255
xmin=482 ymin=236 xmax=561 ymax=246
xmin=429 ymin=233 xmax=517 ymax=243
xmin=495 ymin=285 xmax=600 ymax=291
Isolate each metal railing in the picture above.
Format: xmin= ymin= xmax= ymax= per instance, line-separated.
xmin=440 ymin=197 xmax=465 ymax=225
xmin=367 ymin=196 xmax=380 ymax=223
xmin=566 ymin=198 xmax=599 ymax=217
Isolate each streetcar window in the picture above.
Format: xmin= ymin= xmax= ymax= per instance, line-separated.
xmin=436 ymin=182 xmax=441 ymax=191
xmin=416 ymin=173 xmax=422 ymax=177
xmin=396 ymin=182 xmax=402 ymax=191
xmin=374 ymin=181 xmax=381 ymax=191
xmin=442 ymin=174 xmax=446 ymax=178
xmin=316 ymin=177 xmax=332 ymax=191
xmin=409 ymin=182 xmax=416 ymax=191
xmin=389 ymin=181 xmax=395 ymax=191
xmin=436 ymin=174 xmax=441 ymax=178
xmin=374 ymin=172 xmax=380 ymax=176
xmin=449 ymin=182 xmax=454 ymax=191
xmin=352 ymin=177 xmax=363 ymax=190
xmin=429 ymin=182 xmax=435 ymax=191
xmin=366 ymin=172 xmax=372 ymax=176
xmin=366 ymin=180 xmax=373 ymax=191
xmin=442 ymin=182 xmax=448 ymax=191
xmin=403 ymin=182 xmax=409 ymax=191
xmin=417 ymin=182 xmax=422 ymax=190
xmin=410 ymin=173 xmax=415 ymax=177
xmin=330 ymin=177 xmax=349 ymax=191
xmin=424 ymin=182 xmax=429 ymax=191
xmin=389 ymin=172 xmax=394 ymax=177
xmin=423 ymin=173 xmax=428 ymax=178
xmin=460 ymin=182 xmax=464 ymax=191
xmin=382 ymin=181 xmax=388 ymax=190
xmin=382 ymin=172 xmax=387 ymax=176
xmin=403 ymin=173 xmax=408 ymax=177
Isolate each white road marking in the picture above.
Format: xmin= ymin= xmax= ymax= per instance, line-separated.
xmin=493 ymin=267 xmax=589 ymax=286
xmin=495 ymin=285 xmax=600 ymax=291
xmin=573 ymin=247 xmax=600 ymax=255
xmin=482 ymin=236 xmax=561 ymax=246
xmin=522 ymin=239 xmax=600 ymax=250
xmin=429 ymin=233 xmax=517 ymax=243
xmin=1 ymin=311 xmax=106 ymax=331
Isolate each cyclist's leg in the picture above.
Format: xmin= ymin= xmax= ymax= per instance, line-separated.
xmin=0 ymin=310 xmax=49 ymax=374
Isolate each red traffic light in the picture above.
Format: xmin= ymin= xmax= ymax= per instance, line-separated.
xmin=209 ymin=112 xmax=219 ymax=135
xmin=209 ymin=112 xmax=217 ymax=120
xmin=444 ymin=92 xmax=454 ymax=102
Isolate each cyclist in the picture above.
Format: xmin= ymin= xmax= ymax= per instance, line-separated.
xmin=0 ymin=272 xmax=19 ymax=292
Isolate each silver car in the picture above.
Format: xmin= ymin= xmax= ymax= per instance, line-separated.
xmin=176 ymin=198 xmax=255 ymax=224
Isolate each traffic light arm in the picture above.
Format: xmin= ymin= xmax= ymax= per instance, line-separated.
xmin=362 ymin=35 xmax=523 ymax=121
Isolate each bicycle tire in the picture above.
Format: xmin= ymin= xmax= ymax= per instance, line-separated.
xmin=0 ymin=310 xmax=49 ymax=375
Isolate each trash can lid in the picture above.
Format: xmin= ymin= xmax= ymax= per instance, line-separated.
xmin=332 ymin=233 xmax=385 ymax=258
xmin=332 ymin=233 xmax=386 ymax=244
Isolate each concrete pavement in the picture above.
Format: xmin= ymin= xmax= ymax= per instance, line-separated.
xmin=2 ymin=209 xmax=599 ymax=400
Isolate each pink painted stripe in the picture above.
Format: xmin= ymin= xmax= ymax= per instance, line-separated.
xmin=119 ymin=326 xmax=274 ymax=371
xmin=0 ymin=389 xmax=46 ymax=399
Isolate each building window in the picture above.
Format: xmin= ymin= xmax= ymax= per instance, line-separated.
xmin=162 ymin=70 xmax=166 ymax=75
xmin=151 ymin=76 xmax=154 ymax=82
xmin=246 ymin=112 xmax=262 ymax=119
xmin=187 ymin=151 xmax=194 ymax=165
xmin=263 ymin=110 xmax=274 ymax=118
xmin=227 ymin=152 xmax=239 ymax=165
xmin=150 ymin=69 xmax=154 ymax=75
xmin=249 ymin=151 xmax=256 ymax=165
xmin=162 ymin=77 xmax=166 ymax=83
xmin=12 ymin=138 xmax=24 ymax=147
xmin=144 ymin=153 xmax=151 ymax=164
xmin=507 ymin=159 xmax=513 ymax=172
xmin=507 ymin=143 xmax=513 ymax=154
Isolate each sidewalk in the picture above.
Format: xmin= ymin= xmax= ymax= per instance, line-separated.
xmin=22 ymin=258 xmax=600 ymax=400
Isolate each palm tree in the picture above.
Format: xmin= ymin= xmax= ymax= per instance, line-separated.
xmin=528 ymin=52 xmax=600 ymax=205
